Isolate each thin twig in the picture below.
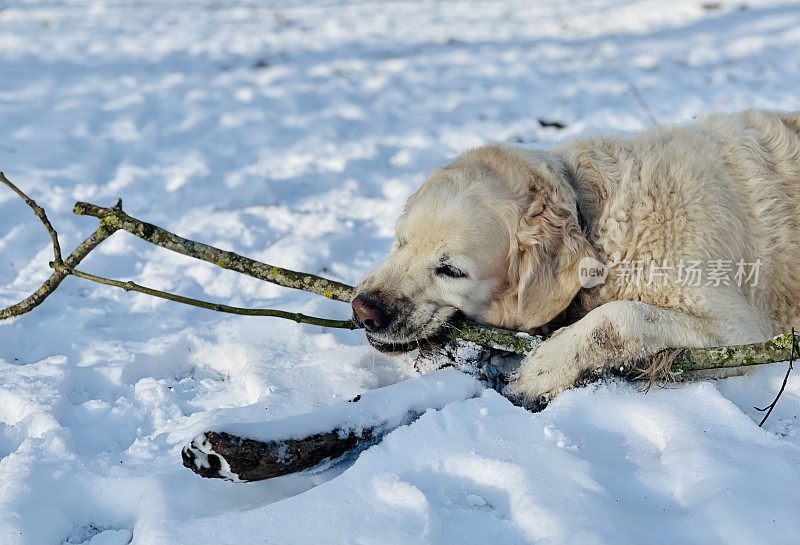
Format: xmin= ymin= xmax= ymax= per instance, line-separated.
xmin=67 ymin=267 xmax=357 ymax=329
xmin=0 ymin=172 xmax=63 ymax=264
xmin=626 ymin=80 xmax=658 ymax=126
xmin=754 ymin=328 xmax=796 ymax=427
xmin=0 ymin=227 xmax=113 ymax=320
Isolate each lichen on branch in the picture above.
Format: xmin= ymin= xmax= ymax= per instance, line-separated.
xmin=73 ymin=201 xmax=355 ymax=303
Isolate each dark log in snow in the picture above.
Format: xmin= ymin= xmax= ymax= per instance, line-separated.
xmin=182 ymin=428 xmax=375 ymax=482
xmin=182 ymin=369 xmax=485 ymax=481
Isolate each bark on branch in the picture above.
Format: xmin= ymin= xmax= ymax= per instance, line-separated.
xmin=0 ymin=177 xmax=355 ymax=328
xmin=73 ymin=201 xmax=355 ymax=303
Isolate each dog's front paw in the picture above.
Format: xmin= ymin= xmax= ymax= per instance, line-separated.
xmin=504 ymin=336 xmax=584 ymax=409
xmin=505 ymin=361 xmax=575 ymax=409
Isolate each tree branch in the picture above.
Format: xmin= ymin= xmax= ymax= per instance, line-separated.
xmin=68 ymin=267 xmax=357 ymax=329
xmin=0 ymin=227 xmax=112 ymax=320
xmin=73 ymin=201 xmax=355 ymax=303
xmin=0 ymin=172 xmax=63 ymax=264
xmin=0 ymin=177 xmax=358 ymax=329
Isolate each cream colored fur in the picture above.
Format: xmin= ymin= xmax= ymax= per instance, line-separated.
xmin=356 ymin=109 xmax=800 ymax=403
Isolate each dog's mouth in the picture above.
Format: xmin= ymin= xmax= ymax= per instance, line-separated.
xmin=363 ymin=309 xmax=463 ymax=354
xmin=365 ymin=334 xmax=425 ymax=354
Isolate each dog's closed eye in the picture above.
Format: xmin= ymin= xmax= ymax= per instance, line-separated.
xmin=435 ymin=264 xmax=467 ymax=278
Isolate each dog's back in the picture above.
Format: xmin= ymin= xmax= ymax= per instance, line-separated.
xmin=701 ymin=110 xmax=800 ymax=331
xmin=559 ymin=109 xmax=800 ymax=340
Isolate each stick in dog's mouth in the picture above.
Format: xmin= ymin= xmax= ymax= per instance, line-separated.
xmin=363 ymin=311 xmax=466 ymax=354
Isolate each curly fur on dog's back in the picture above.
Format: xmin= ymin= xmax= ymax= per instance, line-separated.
xmin=558 ymin=109 xmax=800 ymax=340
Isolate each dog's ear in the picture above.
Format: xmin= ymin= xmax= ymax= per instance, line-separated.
xmin=509 ymin=161 xmax=593 ymax=325
xmin=516 ymin=188 xmax=587 ymax=276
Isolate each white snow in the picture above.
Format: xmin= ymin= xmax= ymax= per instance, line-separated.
xmin=215 ymin=368 xmax=483 ymax=443
xmin=1 ymin=0 xmax=799 ymax=544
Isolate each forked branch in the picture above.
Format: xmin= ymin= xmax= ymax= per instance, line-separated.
xmin=0 ymin=174 xmax=354 ymax=329
xmin=0 ymin=172 xmax=113 ymax=320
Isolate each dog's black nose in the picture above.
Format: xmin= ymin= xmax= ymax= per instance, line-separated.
xmin=352 ymin=294 xmax=392 ymax=332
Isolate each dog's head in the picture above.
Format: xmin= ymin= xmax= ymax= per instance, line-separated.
xmin=353 ymin=145 xmax=594 ymax=352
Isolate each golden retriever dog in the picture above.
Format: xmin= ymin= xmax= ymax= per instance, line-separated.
xmin=352 ymin=109 xmax=800 ymax=405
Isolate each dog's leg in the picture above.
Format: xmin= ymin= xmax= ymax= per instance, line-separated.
xmin=506 ymin=300 xmax=738 ymax=404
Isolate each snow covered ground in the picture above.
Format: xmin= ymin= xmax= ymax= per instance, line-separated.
xmin=1 ymin=0 xmax=799 ymax=543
